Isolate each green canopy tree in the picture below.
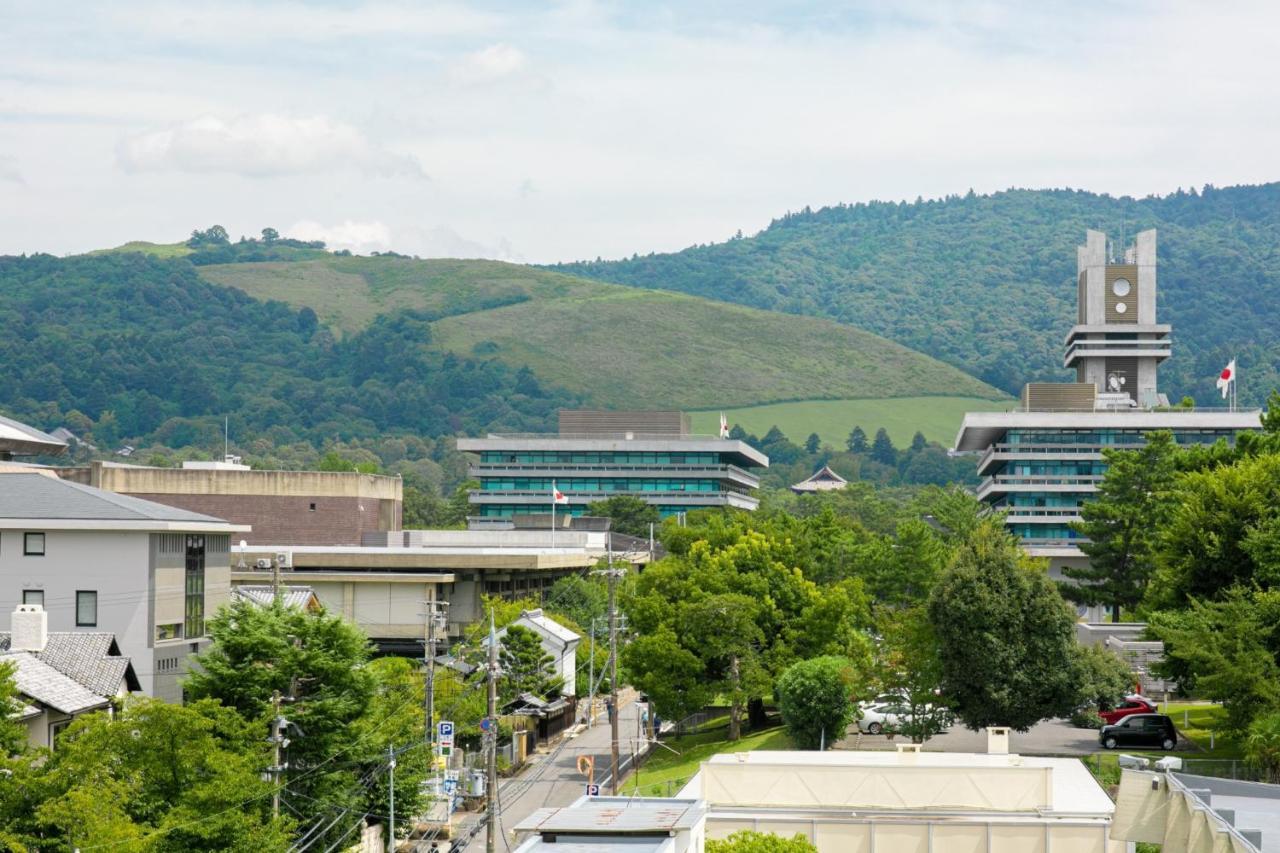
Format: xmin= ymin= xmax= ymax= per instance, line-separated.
xmin=500 ymin=624 xmax=563 ymax=699
xmin=870 ymin=428 xmax=897 ymax=466
xmin=15 ymin=698 xmax=292 ymax=852
xmin=183 ymin=599 xmax=380 ymax=845
xmin=846 ymin=426 xmax=868 ymax=453
xmin=776 ymin=656 xmax=863 ymax=750
xmin=875 ymin=607 xmax=950 ymax=743
xmin=585 ymin=494 xmax=661 ymax=537
xmin=804 ymin=432 xmax=821 ymax=454
xmin=708 ymin=830 xmax=818 ymax=853
xmin=1065 ymin=431 xmax=1177 ymax=620
xmin=928 ymin=521 xmax=1080 ymax=730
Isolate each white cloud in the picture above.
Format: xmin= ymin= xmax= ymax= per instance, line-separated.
xmin=450 ymin=43 xmax=527 ymax=83
xmin=288 ymin=219 xmax=393 ymax=254
xmin=117 ymin=114 xmax=424 ymax=178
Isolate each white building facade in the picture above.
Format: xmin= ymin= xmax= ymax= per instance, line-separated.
xmin=0 ymin=470 xmax=247 ymax=701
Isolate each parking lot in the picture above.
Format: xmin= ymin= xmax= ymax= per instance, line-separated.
xmin=836 ymin=717 xmax=1103 ymax=755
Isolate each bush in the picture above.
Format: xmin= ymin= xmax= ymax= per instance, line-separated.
xmin=1070 ymin=707 xmax=1105 ymax=729
xmin=776 ymin=656 xmax=861 ymax=750
xmin=1245 ymin=708 xmax=1280 ymax=783
xmin=707 ymin=830 xmax=818 ymax=853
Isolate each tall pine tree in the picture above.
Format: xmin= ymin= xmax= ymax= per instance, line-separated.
xmin=1063 ymin=430 xmax=1178 ymax=621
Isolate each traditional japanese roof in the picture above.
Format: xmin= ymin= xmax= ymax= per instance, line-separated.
xmin=0 ymin=631 xmax=140 ymax=696
xmin=790 ymin=464 xmax=849 ymax=493
xmin=1 ymin=654 xmax=109 ymax=715
xmin=232 ymin=585 xmax=322 ymax=611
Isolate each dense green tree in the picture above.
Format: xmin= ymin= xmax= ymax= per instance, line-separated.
xmin=622 ymin=625 xmax=710 ymax=723
xmin=846 ymin=426 xmax=868 ymax=454
xmin=804 ymin=432 xmax=821 ymax=454
xmin=870 ymin=428 xmax=897 ymax=466
xmin=585 ymin=494 xmax=661 ymax=537
xmin=928 ymin=521 xmax=1079 ymax=730
xmin=1245 ymin=709 xmax=1280 ymax=783
xmin=261 ymin=227 xmax=279 ymax=243
xmin=1072 ymin=645 xmax=1136 ymax=711
xmin=1149 ymin=591 xmax=1280 ymax=733
xmin=1147 ymin=451 xmax=1280 ymax=607
xmin=1065 ymin=431 xmax=1178 ymax=620
xmin=875 ymin=607 xmax=950 ymax=743
xmin=7 ymin=698 xmax=292 ymax=852
xmin=500 ymin=624 xmax=563 ymax=699
xmin=910 ymin=431 xmax=927 ymax=452
xmin=183 ymin=599 xmax=379 ymax=844
xmin=544 ymin=574 xmax=608 ymax=635
xmin=0 ymin=661 xmax=26 ymax=757
xmin=776 ymin=656 xmax=863 ymax=750
xmin=707 ymin=830 xmax=818 ymax=853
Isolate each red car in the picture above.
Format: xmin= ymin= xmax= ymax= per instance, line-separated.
xmin=1099 ymin=696 xmax=1157 ymax=725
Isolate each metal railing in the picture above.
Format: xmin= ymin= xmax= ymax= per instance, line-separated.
xmin=468 ymin=461 xmax=760 ymax=481
xmin=481 ymin=432 xmax=734 ymax=440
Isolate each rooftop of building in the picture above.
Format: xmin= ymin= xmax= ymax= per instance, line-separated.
xmin=685 ymin=748 xmax=1115 ymax=817
xmin=954 ymin=406 xmax=1262 ymax=452
xmin=53 ymin=459 xmax=402 ymax=500
xmin=0 ymin=413 xmax=67 ymax=458
xmin=515 ymin=796 xmax=706 ymax=837
xmin=0 ymin=623 xmax=139 ymax=715
xmin=791 ymin=464 xmax=849 ymax=493
xmin=231 ymin=585 xmax=322 ymax=611
xmin=1171 ymin=773 xmax=1279 ymax=852
xmin=0 ymin=470 xmax=248 ymax=531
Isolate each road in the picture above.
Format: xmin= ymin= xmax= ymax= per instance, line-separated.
xmin=455 ymin=695 xmax=646 ymax=851
xmin=836 ymin=717 xmax=1102 ymax=755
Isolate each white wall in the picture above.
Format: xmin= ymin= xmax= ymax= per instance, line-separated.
xmin=0 ymin=529 xmax=153 ymax=689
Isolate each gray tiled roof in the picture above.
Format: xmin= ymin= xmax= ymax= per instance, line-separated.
xmin=232 ymin=585 xmax=319 ymax=610
xmin=2 ymin=654 xmax=111 ymax=715
xmin=0 ymin=631 xmax=139 ymax=696
xmin=0 ymin=413 xmax=66 ymax=455
xmin=0 ymin=472 xmax=224 ymax=523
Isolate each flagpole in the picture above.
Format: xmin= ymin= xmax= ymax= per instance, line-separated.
xmin=551 ymin=480 xmax=556 ymax=549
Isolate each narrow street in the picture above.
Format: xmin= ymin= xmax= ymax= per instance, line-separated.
xmin=454 ymin=694 xmax=645 ymax=851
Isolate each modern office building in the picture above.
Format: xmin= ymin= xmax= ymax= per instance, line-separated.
xmin=55 ymin=459 xmax=402 ymax=546
xmin=231 ymin=528 xmax=625 ymax=651
xmin=457 ymin=410 xmax=769 ymax=518
xmin=954 ymin=230 xmax=1261 ymax=598
xmin=0 ymin=467 xmax=248 ymax=701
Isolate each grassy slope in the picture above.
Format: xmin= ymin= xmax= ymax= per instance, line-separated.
xmin=630 ymin=719 xmax=793 ymax=797
xmin=198 ymin=257 xmax=1006 ymax=410
xmin=690 ymin=396 xmax=1012 ymax=447
xmin=91 ymin=241 xmax=193 ymax=258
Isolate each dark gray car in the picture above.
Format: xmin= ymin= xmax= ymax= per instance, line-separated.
xmin=1099 ymin=713 xmax=1177 ymax=751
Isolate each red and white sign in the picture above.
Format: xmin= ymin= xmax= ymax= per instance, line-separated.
xmin=1217 ymin=359 xmax=1237 ymax=399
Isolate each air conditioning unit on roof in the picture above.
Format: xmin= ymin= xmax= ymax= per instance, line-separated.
xmin=276 ymin=552 xmax=292 ymax=568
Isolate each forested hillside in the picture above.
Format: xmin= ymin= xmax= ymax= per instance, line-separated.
xmin=0 ymin=253 xmax=578 ymax=452
xmin=558 ymin=184 xmax=1280 ymax=404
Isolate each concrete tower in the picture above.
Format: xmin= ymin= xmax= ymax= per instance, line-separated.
xmin=1064 ymin=229 xmax=1171 ymax=407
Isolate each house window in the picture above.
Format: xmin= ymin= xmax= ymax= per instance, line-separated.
xmin=22 ymin=589 xmax=43 ymax=607
xmin=23 ymin=533 xmax=45 ymax=556
xmin=309 ymin=502 xmax=316 ymax=511
xmin=184 ymin=534 xmax=206 ymax=640
xmin=49 ymin=720 xmax=70 ymax=748
xmin=76 ymin=591 xmax=98 ymax=627
xmin=156 ymin=623 xmax=183 ymax=642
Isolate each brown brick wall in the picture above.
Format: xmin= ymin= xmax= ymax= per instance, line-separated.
xmin=127 ymin=494 xmax=401 ymax=546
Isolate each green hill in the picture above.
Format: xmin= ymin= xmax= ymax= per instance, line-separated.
xmin=557 ymin=183 xmax=1280 ymax=405
xmin=198 ymin=256 xmax=1006 ymax=409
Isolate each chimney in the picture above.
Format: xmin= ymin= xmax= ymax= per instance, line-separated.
xmin=12 ymin=604 xmax=48 ymax=653
xmin=986 ymin=726 xmax=1010 ymax=755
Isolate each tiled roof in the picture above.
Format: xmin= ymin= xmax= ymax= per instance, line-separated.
xmin=0 ymin=631 xmax=139 ymax=696
xmin=2 ymin=654 xmax=111 ymax=715
xmin=0 ymin=472 xmax=223 ymax=523
xmin=0 ymin=413 xmax=66 ymax=456
xmin=791 ymin=464 xmax=849 ymax=492
xmin=232 ymin=585 xmax=320 ymax=610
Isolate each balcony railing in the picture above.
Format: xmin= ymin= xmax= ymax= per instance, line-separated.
xmin=468 ymin=461 xmax=759 ymax=482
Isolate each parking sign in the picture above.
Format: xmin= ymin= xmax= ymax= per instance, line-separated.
xmin=438 ymin=721 xmax=454 ymax=740
xmin=585 ymin=784 xmax=600 ymax=796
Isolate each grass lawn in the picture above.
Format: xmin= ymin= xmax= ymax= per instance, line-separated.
xmin=689 ymin=396 xmax=1012 ymax=447
xmin=628 ymin=718 xmax=793 ymax=797
xmin=1160 ymin=701 xmax=1244 ymax=759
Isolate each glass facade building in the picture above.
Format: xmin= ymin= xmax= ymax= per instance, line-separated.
xmin=457 ymin=414 xmax=769 ymax=518
xmin=955 ymin=231 xmax=1261 ymax=615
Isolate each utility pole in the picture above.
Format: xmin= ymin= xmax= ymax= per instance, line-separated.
xmin=586 ymin=616 xmax=598 ymax=730
xmin=423 ymin=599 xmax=449 ymax=757
xmin=272 ymin=553 xmax=281 ymax=605
xmin=591 ymin=537 xmax=627 ymax=793
xmin=485 ymin=609 xmax=499 ymax=853
xmin=387 ymin=745 xmax=396 ymax=853
xmin=268 ymin=689 xmax=287 ymax=819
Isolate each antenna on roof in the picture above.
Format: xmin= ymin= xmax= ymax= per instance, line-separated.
xmin=224 ymin=417 xmax=229 ymax=461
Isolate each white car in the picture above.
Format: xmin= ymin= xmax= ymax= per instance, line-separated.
xmin=857 ymin=700 xmax=952 ymax=735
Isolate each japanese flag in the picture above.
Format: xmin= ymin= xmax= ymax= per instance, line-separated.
xmin=552 ymin=482 xmax=569 ymax=505
xmin=719 ymin=412 xmax=730 ymax=439
xmin=1216 ymin=359 xmax=1236 ymax=399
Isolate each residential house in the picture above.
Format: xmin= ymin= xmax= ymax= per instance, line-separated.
xmin=1 ymin=604 xmax=139 ymax=750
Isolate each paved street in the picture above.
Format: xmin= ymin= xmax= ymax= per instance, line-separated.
xmin=836 ymin=717 xmax=1101 ymax=755
xmin=455 ymin=695 xmax=645 ymax=851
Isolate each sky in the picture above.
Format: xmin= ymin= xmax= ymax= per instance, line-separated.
xmin=3 ymin=0 xmax=1280 ymax=263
